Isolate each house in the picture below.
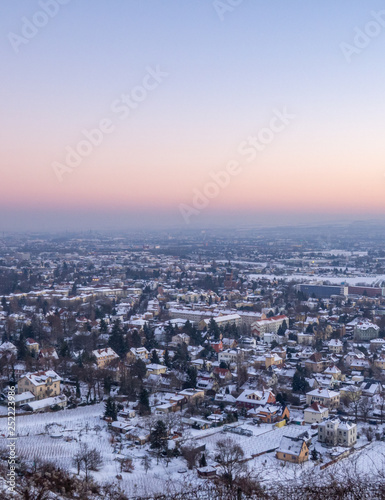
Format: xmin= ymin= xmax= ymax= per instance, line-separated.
xmin=171 ymin=333 xmax=190 ymax=345
xmin=248 ymin=404 xmax=290 ymax=423
xmin=305 ymin=352 xmax=327 ymax=373
xmin=38 ymin=347 xmax=59 ymax=361
xmin=318 ymin=418 xmax=357 ymax=447
xmin=210 ymin=340 xmax=223 ymax=353
xmin=25 ymin=338 xmax=39 ymax=355
xmin=353 ymin=320 xmax=380 ymax=341
xmin=264 ymin=353 xmax=284 ymax=369
xmin=92 ymin=347 xmax=120 ymax=369
xmin=374 ymin=354 xmax=385 ymax=370
xmin=110 ymin=421 xmax=134 ymax=434
xmin=251 ymin=315 xmax=288 ymax=338
xmin=146 ymin=363 xmax=167 ymax=376
xmin=297 ymin=333 xmax=315 ymax=346
xmin=304 ymin=402 xmax=329 ymax=423
xmin=14 ymin=391 xmax=35 ymax=408
xmin=200 ymin=314 xmax=241 ymax=330
xmin=323 ymin=365 xmax=343 ymax=380
xmin=0 ymin=342 xmax=18 ymax=358
xmin=218 ymin=349 xmax=239 ymax=365
xmin=129 ymin=347 xmax=149 ymax=361
xmin=349 ymin=358 xmax=370 ymax=371
xmin=306 ymin=388 xmax=340 ymax=409
xmin=22 ymin=394 xmax=67 ymax=412
xmin=236 ymin=389 xmax=276 ymax=410
xmin=327 ymin=339 xmax=343 ymax=354
xmin=18 ymin=370 xmax=62 ymax=400
xmin=197 ymin=466 xmax=217 ymax=478
xmin=276 ymin=436 xmax=309 ymax=463
xmin=212 ymin=367 xmax=232 ymax=382
xmin=360 ymin=381 xmax=381 ymax=397
xmin=178 ymin=388 xmax=204 ymax=402
xmin=370 ymin=338 xmax=385 ymax=352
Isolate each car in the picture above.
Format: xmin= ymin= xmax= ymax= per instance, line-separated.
xmin=178 ymin=468 xmax=187 ymax=473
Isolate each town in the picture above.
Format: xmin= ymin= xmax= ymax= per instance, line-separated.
xmin=1 ymin=225 xmax=385 ymax=498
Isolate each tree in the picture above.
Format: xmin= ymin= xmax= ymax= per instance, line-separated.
xmin=215 ymin=437 xmax=246 ymax=488
xmin=164 ymin=348 xmax=170 ymax=367
xmin=150 ymin=420 xmax=168 ymax=463
xmin=138 ymin=387 xmax=151 ymax=416
xmin=104 ymin=396 xmax=117 ymax=421
xmin=150 ymin=349 xmax=160 ymax=364
xmin=208 ymin=318 xmax=220 ymax=341
xmin=182 ymin=444 xmax=201 ymax=470
xmin=141 ymin=454 xmax=152 ymax=474
xmin=99 ymin=318 xmax=108 ymax=333
xmin=164 ymin=322 xmax=175 ymax=344
xmin=359 ymin=396 xmax=371 ymax=423
xmin=183 ymin=366 xmax=197 ymax=389
xmin=120 ymin=458 xmax=134 ymax=473
xmin=131 ymin=358 xmax=147 ymax=381
xmin=108 ymin=319 xmax=127 ymax=357
xmin=199 ymin=453 xmax=207 ymax=467
xmin=143 ymin=323 xmax=157 ymax=350
xmin=292 ymin=370 xmax=309 ymax=394
xmin=237 ymin=364 xmax=248 ymax=390
xmin=311 ymin=448 xmax=319 ymax=461
xmin=72 ymin=443 xmax=103 ymax=482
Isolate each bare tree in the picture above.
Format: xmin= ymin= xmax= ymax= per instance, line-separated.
xmin=141 ymin=454 xmax=152 ymax=474
xmin=359 ymin=396 xmax=371 ymax=423
xmin=72 ymin=443 xmax=103 ymax=482
xmin=214 ymin=437 xmax=247 ymax=488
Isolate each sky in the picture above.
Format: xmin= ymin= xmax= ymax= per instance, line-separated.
xmin=1 ymin=0 xmax=385 ymax=231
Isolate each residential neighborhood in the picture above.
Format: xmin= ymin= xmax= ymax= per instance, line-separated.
xmin=1 ymin=228 xmax=385 ymax=498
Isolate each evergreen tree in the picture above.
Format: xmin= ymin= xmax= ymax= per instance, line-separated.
xmin=164 ymin=322 xmax=175 ymax=344
xmin=132 ymin=358 xmax=147 ymax=380
xmin=150 ymin=420 xmax=168 ymax=463
xmin=292 ymin=370 xmax=310 ymax=393
xmin=150 ymin=349 xmax=160 ymax=364
xmin=183 ymin=366 xmax=197 ymax=389
xmin=311 ymin=448 xmax=319 ymax=461
xmin=58 ymin=341 xmax=71 ymax=358
xmin=104 ymin=397 xmax=117 ymax=420
xmin=199 ymin=453 xmax=207 ymax=467
xmin=164 ymin=348 xmax=170 ymax=367
xmin=144 ymin=323 xmax=157 ymax=350
xmin=108 ymin=319 xmax=127 ymax=357
xmin=131 ymin=329 xmax=142 ymax=347
xmin=208 ymin=318 xmax=220 ymax=341
xmin=138 ymin=387 xmax=151 ymax=415
xmin=16 ymin=332 xmax=28 ymax=360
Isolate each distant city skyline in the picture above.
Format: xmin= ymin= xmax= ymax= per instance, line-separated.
xmin=1 ymin=0 xmax=385 ymax=230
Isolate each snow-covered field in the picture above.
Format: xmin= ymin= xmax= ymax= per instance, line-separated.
xmin=248 ymin=274 xmax=385 ymax=286
xmin=2 ymin=406 xmax=385 ymax=497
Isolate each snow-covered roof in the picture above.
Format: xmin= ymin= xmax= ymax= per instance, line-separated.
xmin=21 ymin=370 xmax=62 ymax=386
xmin=277 ymin=436 xmax=305 ymax=456
xmin=92 ymin=347 xmax=119 ymax=359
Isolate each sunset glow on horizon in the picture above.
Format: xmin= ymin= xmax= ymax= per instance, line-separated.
xmin=1 ymin=0 xmax=385 ymax=230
